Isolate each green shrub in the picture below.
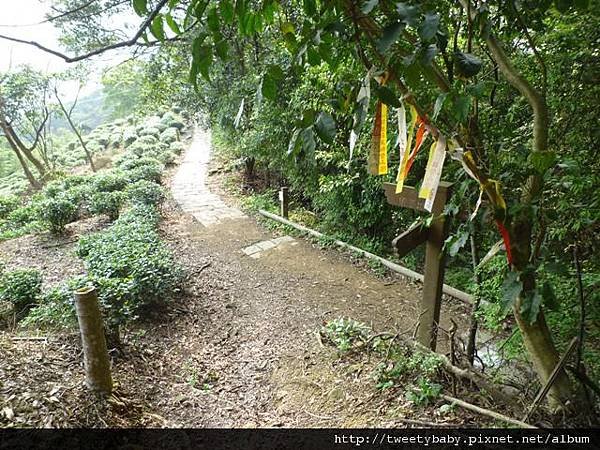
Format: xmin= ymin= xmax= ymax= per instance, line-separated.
xmin=139 ymin=127 xmax=160 ymax=138
xmin=123 ymin=128 xmax=138 ymax=147
xmin=160 ymin=111 xmax=185 ymax=130
xmin=117 ymin=156 xmax=161 ymax=171
xmin=21 ymin=281 xmax=77 ymax=329
xmin=0 ymin=195 xmax=20 ymax=219
xmin=89 ymin=191 xmax=126 ymax=221
xmin=125 ymin=162 xmax=163 ymax=184
xmin=0 ymin=269 xmax=43 ymax=317
xmin=128 ymin=143 xmax=154 ymax=157
xmin=156 ymin=151 xmax=176 ymax=165
xmin=160 ymin=127 xmax=179 ymax=144
xmin=36 ymin=196 xmax=78 ymax=234
xmin=136 ymin=135 xmax=159 ymax=146
xmin=321 ymin=318 xmax=370 ymax=353
xmin=405 ymin=378 xmax=442 ymax=406
xmin=76 ymin=205 xmax=182 ymax=325
xmin=126 ymin=180 xmax=165 ymax=206
xmin=92 ymin=171 xmax=128 ymax=192
xmin=169 ymin=141 xmax=186 ymax=155
xmin=7 ymin=203 xmax=38 ymax=227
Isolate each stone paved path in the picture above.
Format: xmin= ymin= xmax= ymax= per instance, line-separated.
xmin=171 ymin=128 xmax=246 ymax=226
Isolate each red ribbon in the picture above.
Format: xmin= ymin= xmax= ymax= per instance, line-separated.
xmin=495 ymin=220 xmax=513 ymax=266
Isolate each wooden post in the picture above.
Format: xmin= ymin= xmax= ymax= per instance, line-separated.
xmin=279 ymin=186 xmax=289 ymax=219
xmin=384 ymin=182 xmax=452 ymax=351
xmin=74 ymin=286 xmax=113 ymax=394
xmin=420 ymin=211 xmax=449 ymax=350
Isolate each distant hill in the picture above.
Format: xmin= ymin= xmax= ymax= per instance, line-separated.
xmin=51 ymin=89 xmax=114 ymax=134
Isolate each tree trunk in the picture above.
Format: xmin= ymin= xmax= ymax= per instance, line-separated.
xmin=74 ymin=286 xmax=113 ymax=394
xmin=55 ymin=91 xmax=96 ymax=172
xmin=510 ymin=212 xmax=573 ymax=408
xmin=12 ymin=146 xmax=41 ymax=189
xmin=466 ymin=222 xmax=481 ymax=365
xmin=1 ymin=122 xmax=41 ymax=189
xmin=5 ymin=126 xmax=47 ymax=177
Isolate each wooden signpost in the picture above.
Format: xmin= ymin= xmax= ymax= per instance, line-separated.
xmin=279 ymin=186 xmax=289 ymax=219
xmin=383 ymin=181 xmax=453 ymax=351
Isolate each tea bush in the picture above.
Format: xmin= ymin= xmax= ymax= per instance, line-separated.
xmin=125 ymin=162 xmax=163 ymax=184
xmin=126 ymin=180 xmax=165 ymax=206
xmin=0 ymin=268 xmax=43 ymax=317
xmin=160 ymin=127 xmax=179 ymax=144
xmin=21 ymin=280 xmax=77 ymax=329
xmin=92 ymin=171 xmax=129 ymax=193
xmin=89 ymin=191 xmax=127 ymax=221
xmin=0 ymin=195 xmax=20 ymax=219
xmin=36 ymin=195 xmax=78 ymax=234
xmin=76 ymin=205 xmax=183 ymax=325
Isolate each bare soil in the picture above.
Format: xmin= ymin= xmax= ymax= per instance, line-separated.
xmin=0 ymin=160 xmax=498 ymax=429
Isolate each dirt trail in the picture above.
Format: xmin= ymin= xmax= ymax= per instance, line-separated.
xmin=0 ymin=129 xmax=474 ymax=428
xmin=148 ymin=129 xmax=470 ymax=427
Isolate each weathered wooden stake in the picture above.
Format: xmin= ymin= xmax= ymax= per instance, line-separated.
xmin=384 ymin=182 xmax=453 ymax=351
xmin=74 ymin=286 xmax=113 ymax=394
xmin=279 ymin=186 xmax=289 ymax=219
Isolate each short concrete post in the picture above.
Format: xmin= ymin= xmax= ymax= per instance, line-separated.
xmin=74 ymin=286 xmax=113 ymax=394
xmin=279 ymin=186 xmax=289 ymax=218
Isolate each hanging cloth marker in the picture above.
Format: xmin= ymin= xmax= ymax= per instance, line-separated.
xmin=396 ymin=104 xmax=418 ymax=193
xmin=368 ymin=101 xmax=388 ymax=175
xmin=420 ymin=134 xmax=447 ymax=213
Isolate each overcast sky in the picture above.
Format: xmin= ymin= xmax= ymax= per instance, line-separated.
xmin=0 ymin=0 xmax=67 ymax=72
xmin=0 ymin=0 xmax=140 ymax=98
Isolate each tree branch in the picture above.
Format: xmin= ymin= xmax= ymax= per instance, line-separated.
xmin=0 ymin=0 xmax=169 ymax=63
xmin=459 ymin=0 xmax=548 ymax=155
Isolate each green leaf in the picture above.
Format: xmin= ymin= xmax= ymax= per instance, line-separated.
xmin=133 ymin=0 xmax=148 ymax=16
xmin=300 ymin=127 xmax=316 ymax=154
xmin=375 ymin=86 xmax=401 ymax=107
xmin=168 ymin=0 xmax=180 ymax=9
xmin=452 ymin=94 xmax=471 ymax=123
xmin=446 ymin=228 xmax=469 ymax=257
xmin=465 ymin=80 xmax=491 ymax=99
xmin=521 ymin=289 xmax=543 ymax=324
xmin=420 ymin=44 xmax=438 ymax=65
xmin=281 ymin=21 xmax=295 ymax=35
xmin=196 ymin=45 xmax=213 ymax=81
xmin=150 ymin=15 xmax=166 ymax=42
xmin=207 ymin=7 xmax=220 ymax=33
xmin=303 ymin=0 xmax=317 ymax=16
xmin=300 ymin=109 xmax=316 ymax=128
xmin=287 ymin=128 xmax=301 ymax=155
xmin=362 ymin=0 xmax=379 ymax=14
xmin=454 ymin=52 xmax=482 ymax=78
xmin=377 ymin=22 xmax=403 ymax=54
xmin=541 ymin=282 xmax=558 ymax=310
xmin=165 ymin=13 xmax=181 ymax=34
xmin=215 ymin=39 xmax=229 ymax=60
xmin=267 ymin=65 xmax=284 ymax=80
xmin=307 ymin=47 xmax=321 ymax=66
xmin=397 ymin=3 xmax=420 ymax=26
xmin=261 ymin=73 xmax=277 ymax=100
xmin=501 ymin=271 xmax=523 ymax=314
xmin=314 ymin=112 xmax=336 ymax=144
xmin=235 ymin=0 xmax=246 ymax=19
xmin=528 ymin=151 xmax=557 ymax=174
xmin=433 ymin=93 xmax=448 ymax=120
xmin=220 ymin=0 xmax=235 ymax=24
xmin=418 ymin=12 xmax=439 ymax=41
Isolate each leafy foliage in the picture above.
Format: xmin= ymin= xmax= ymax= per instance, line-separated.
xmin=36 ymin=195 xmax=78 ymax=234
xmin=0 ymin=269 xmax=43 ymax=317
xmin=76 ymin=205 xmax=183 ymax=326
xmin=126 ymin=180 xmax=165 ymax=207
